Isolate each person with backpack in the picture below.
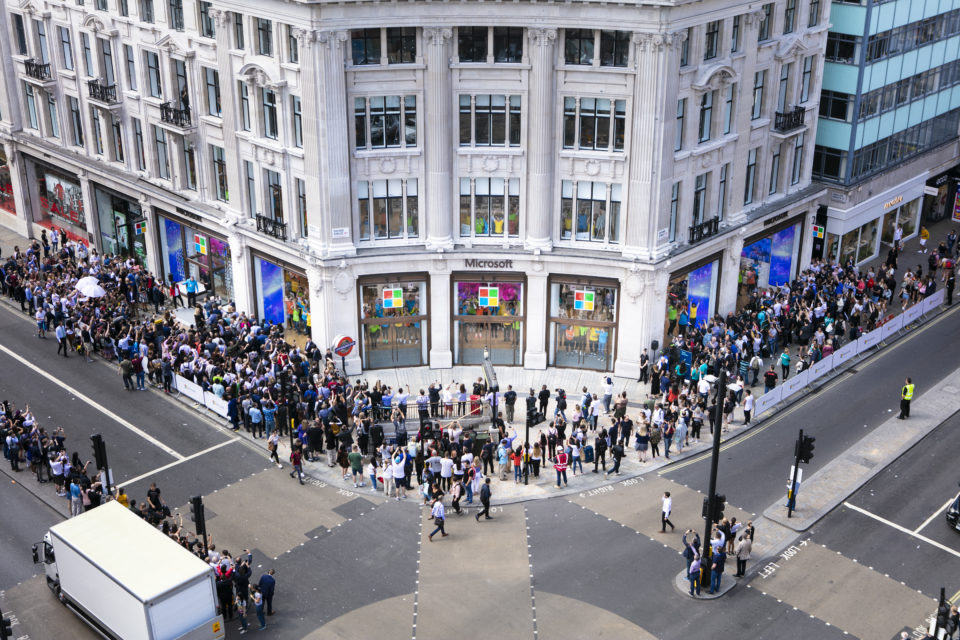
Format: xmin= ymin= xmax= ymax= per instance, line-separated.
xmin=554 ymin=389 xmax=567 ymax=421
xmin=592 ymin=429 xmax=607 ymax=473
xmin=475 ymin=477 xmax=493 ymax=521
xmin=606 ymin=441 xmax=624 ymax=478
xmin=663 ymin=421 xmax=676 ymax=459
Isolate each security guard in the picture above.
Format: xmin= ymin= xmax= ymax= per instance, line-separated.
xmin=897 ymin=377 xmax=914 ymax=419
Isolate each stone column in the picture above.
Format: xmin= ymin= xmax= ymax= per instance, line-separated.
xmin=428 ymin=261 xmax=453 ymax=369
xmin=317 ymin=30 xmax=355 ymax=256
xmin=717 ymin=233 xmax=744 ymax=317
xmin=524 ymin=28 xmax=557 ymax=252
xmin=77 ymin=169 xmax=97 ymax=244
xmin=293 ymin=28 xmax=323 ymax=251
xmin=523 ymin=270 xmax=548 ymax=369
xmin=622 ymin=31 xmax=685 ymax=260
xmin=138 ymin=195 xmax=161 ymax=276
xmin=423 ymin=27 xmax=454 ymax=250
xmin=227 ymin=229 xmax=252 ymax=313
xmin=210 ymin=8 xmax=243 ymax=218
xmin=728 ymin=10 xmax=767 ymax=226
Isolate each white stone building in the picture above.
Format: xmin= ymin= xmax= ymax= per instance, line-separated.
xmin=0 ymin=0 xmax=829 ymax=377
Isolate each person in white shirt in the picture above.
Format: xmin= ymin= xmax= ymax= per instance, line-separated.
xmin=661 ymin=491 xmax=675 ymax=533
xmin=742 ymin=390 xmax=755 ymax=425
xmin=427 ymin=499 xmax=447 ymax=541
xmin=391 ymin=453 xmax=406 ymax=501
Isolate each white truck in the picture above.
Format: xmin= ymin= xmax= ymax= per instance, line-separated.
xmin=32 ymin=501 xmax=225 ymax=640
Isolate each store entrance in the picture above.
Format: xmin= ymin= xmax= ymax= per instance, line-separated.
xmin=362 ymin=321 xmax=424 ymax=368
xmin=552 ymin=322 xmax=613 ymax=370
xmin=456 ymin=318 xmax=521 ymax=366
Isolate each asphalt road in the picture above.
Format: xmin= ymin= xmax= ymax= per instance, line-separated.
xmin=663 ymin=304 xmax=960 ymax=514
xmin=0 ymin=477 xmax=64 ymax=591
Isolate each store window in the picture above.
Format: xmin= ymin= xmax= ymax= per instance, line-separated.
xmin=881 ymin=198 xmax=919 ymax=245
xmin=453 ymin=277 xmax=524 ymax=366
xmin=459 ymin=177 xmax=519 ymax=238
xmin=548 ymin=280 xmax=618 ymax=371
xmin=665 ymin=259 xmax=719 ymax=339
xmin=158 ymin=214 xmax=234 ymax=300
xmin=253 ymin=256 xmax=311 ymax=345
xmin=835 ymin=218 xmax=880 ymax=266
xmin=559 ymin=180 xmax=621 ymax=244
xmin=94 ymin=186 xmax=146 ymax=263
xmin=359 ymin=278 xmax=428 ymax=369
xmin=35 ymin=165 xmax=85 ymax=236
xmin=738 ymin=223 xmax=801 ymax=308
xmin=0 ymin=150 xmax=16 ymax=216
xmin=357 ymin=178 xmax=418 ymax=241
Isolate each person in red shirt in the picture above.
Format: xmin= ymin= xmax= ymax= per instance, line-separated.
xmin=554 ymin=449 xmax=568 ymax=488
xmin=289 ymin=449 xmax=304 ymax=485
xmin=510 ymin=448 xmax=524 ymax=484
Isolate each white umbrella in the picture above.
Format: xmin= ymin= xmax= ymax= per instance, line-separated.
xmin=76 ymin=281 xmax=107 ymax=298
xmin=76 ymin=276 xmax=100 ymax=289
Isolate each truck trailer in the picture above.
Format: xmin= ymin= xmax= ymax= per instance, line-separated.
xmin=32 ymin=501 xmax=225 ymax=640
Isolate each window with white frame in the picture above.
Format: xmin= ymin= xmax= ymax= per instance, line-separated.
xmin=731 ymin=15 xmax=741 ymax=53
xmin=81 ymin=33 xmax=93 ymax=76
xmin=69 ymin=96 xmax=83 ymax=146
xmin=261 ymin=88 xmax=278 ymax=139
xmin=140 ymin=0 xmax=154 ymax=23
xmin=35 ymin=21 xmax=49 ymax=64
xmin=211 ymin=144 xmax=228 ymax=201
xmin=560 ymin=180 xmax=621 ymax=244
xmin=562 ymin=97 xmax=626 ymax=152
xmin=133 ymin=118 xmax=145 ymax=169
xmin=13 ymin=15 xmax=27 ymax=55
xmin=239 ymin=82 xmax=250 ymax=130
xmin=256 ymin=18 xmax=272 ymax=56
xmin=675 ymin=99 xmax=685 ymax=151
xmin=291 ymin=96 xmax=302 ymax=147
xmin=245 ymin=160 xmax=256 ymax=215
xmin=358 ymin=178 xmax=419 ymax=240
xmin=704 ymin=21 xmax=720 ymax=60
xmin=168 ymin=0 xmax=183 ymax=31
xmin=669 ymin=182 xmax=679 ymax=242
xmin=59 ymin=27 xmax=74 ymax=70
xmin=204 ymin=68 xmax=220 ymax=116
xmin=146 ymin=51 xmax=162 ymax=97
xmin=23 ymin=83 xmax=39 ymax=130
xmin=723 ymin=84 xmax=735 ymax=134
xmin=47 ymin=96 xmax=60 ymax=138
xmin=286 ymin=25 xmax=299 ymax=64
xmin=233 ymin=13 xmax=244 ymax=49
xmin=296 ymin=178 xmax=307 ymax=237
xmin=199 ymin=1 xmax=215 ymax=37
xmin=459 ymin=177 xmax=520 ymax=238
xmin=124 ymin=44 xmax=136 ymax=90
xmin=153 ymin=125 xmax=169 ymax=179
xmin=769 ymin=143 xmax=781 ymax=194
xmin=800 ymin=56 xmax=813 ymax=103
xmin=692 ymin=172 xmax=708 ymax=224
xmin=111 ymin=118 xmax=122 ymax=160
xmin=459 ymin=95 xmax=521 ymax=147
xmin=698 ymin=91 xmax=714 ymax=143
xmin=353 ymin=96 xmax=417 ymax=150
xmin=98 ymin=37 xmax=115 ymax=85
xmin=752 ymin=70 xmax=765 ymax=119
xmin=265 ymin=169 xmax=282 ymax=222
xmin=183 ymin=143 xmax=197 ymax=190
xmin=777 ymin=63 xmax=791 ymax=112
xmin=744 ymin=147 xmax=757 ymax=204
xmin=791 ymin=133 xmax=804 ymax=185
xmin=718 ymin=164 xmax=729 ymax=220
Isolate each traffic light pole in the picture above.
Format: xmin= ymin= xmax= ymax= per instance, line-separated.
xmin=788 ymin=429 xmax=803 ymax=518
xmin=701 ymin=368 xmax=727 ymax=587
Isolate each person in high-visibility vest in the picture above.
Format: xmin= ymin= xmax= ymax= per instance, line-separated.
xmin=897 ymin=377 xmax=914 ymax=419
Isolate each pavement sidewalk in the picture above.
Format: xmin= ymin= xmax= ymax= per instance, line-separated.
xmin=762 ymin=364 xmax=960 ymax=530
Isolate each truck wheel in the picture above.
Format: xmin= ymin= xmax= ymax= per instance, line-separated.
xmin=47 ymin=579 xmax=63 ymax=603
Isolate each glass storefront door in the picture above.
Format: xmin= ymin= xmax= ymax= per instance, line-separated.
xmin=548 ymin=280 xmax=618 ymax=371
xmin=359 ymin=279 xmax=428 ymax=369
xmin=453 ymin=279 xmax=524 ymax=366
xmin=158 ymin=214 xmax=234 ymax=300
xmin=95 ymin=186 xmax=146 ymax=263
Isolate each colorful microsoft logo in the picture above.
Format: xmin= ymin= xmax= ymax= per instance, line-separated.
xmin=134 ymin=221 xmax=147 ymax=235
xmin=194 ymin=234 xmax=207 ymax=255
xmin=574 ymin=290 xmax=595 ymax=311
xmin=812 ymin=224 xmax=825 ymax=239
xmin=479 ymin=286 xmax=499 ymax=307
xmin=382 ymin=288 xmax=403 ymax=308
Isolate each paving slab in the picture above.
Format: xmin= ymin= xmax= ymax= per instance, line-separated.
xmin=189 ymin=468 xmax=372 ymax=559
xmin=415 ymin=502 xmax=532 ymax=638
xmin=535 ymin=591 xmax=658 ymax=639
xmin=750 ymin=539 xmax=935 ymax=639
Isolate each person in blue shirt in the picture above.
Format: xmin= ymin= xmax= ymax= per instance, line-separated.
xmin=185 ymin=275 xmax=198 ymax=307
xmin=249 ymin=402 xmax=263 ymax=438
xmin=262 ymin=400 xmax=278 ymax=438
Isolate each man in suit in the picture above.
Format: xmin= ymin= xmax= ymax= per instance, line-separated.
xmin=258 ymin=569 xmax=277 ymax=616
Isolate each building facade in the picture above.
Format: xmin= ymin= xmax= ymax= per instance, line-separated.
xmin=0 ymin=0 xmax=827 ymax=378
xmin=814 ymin=0 xmax=960 ymax=266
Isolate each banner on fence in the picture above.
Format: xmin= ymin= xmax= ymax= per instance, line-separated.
xmin=881 ymin=315 xmax=904 ymax=341
xmin=832 ymin=341 xmax=858 ymax=368
xmin=753 ymin=387 xmax=782 ymax=416
xmin=203 ymin=391 xmax=230 ymax=418
xmin=807 ymin=354 xmax=833 ymax=383
xmin=922 ymin=289 xmax=944 ymax=313
xmin=175 ymin=375 xmax=205 ymax=403
xmin=779 ymin=369 xmax=809 ymax=400
xmin=902 ymin=303 xmax=924 ymax=325
xmin=858 ymin=327 xmax=883 ymax=352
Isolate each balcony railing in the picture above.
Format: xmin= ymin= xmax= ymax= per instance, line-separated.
xmin=24 ymin=59 xmax=51 ymax=80
xmin=774 ymin=106 xmax=806 ymax=133
xmin=160 ymin=102 xmax=191 ymax=127
xmin=688 ymin=217 xmax=720 ymax=245
xmin=256 ymin=214 xmax=287 ymax=240
xmin=87 ymin=80 xmax=118 ymax=104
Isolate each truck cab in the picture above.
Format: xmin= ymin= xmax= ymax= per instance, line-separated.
xmin=31 ymin=533 xmax=60 ymax=594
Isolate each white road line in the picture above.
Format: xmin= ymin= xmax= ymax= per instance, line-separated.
xmin=118 ymin=438 xmax=240 ymax=487
xmin=0 ymin=343 xmax=185 ymax=460
xmin=843 ymin=501 xmax=960 ymax=559
xmin=914 ymin=497 xmax=956 ymax=534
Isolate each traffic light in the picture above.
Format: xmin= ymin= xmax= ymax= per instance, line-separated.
xmin=798 ymin=435 xmax=816 ymax=463
xmin=937 ymin=601 xmax=951 ymax=631
xmin=91 ymin=434 xmax=106 ymax=470
xmin=702 ymin=496 xmax=711 ymax=520
xmin=712 ymin=494 xmax=726 ymax=523
xmin=526 ymin=405 xmax=544 ymax=427
xmin=189 ymin=495 xmax=205 ymax=530
xmin=1 ymin=614 xmax=12 ymax=640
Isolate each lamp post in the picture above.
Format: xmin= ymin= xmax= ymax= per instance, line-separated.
xmin=700 ymin=368 xmax=727 ymax=589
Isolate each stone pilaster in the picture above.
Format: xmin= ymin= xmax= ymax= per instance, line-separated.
xmin=293 ymin=28 xmax=324 ymax=251
xmin=423 ymin=27 xmax=454 ymax=250
xmin=317 ymin=30 xmax=355 ymax=256
xmin=227 ymin=228 xmax=252 ymax=312
xmin=524 ymin=28 xmax=557 ymax=252
xmin=210 ymin=8 xmax=243 ymax=218
xmin=623 ymin=31 xmax=685 ymax=260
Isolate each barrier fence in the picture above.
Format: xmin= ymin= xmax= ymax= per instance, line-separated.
xmin=169 ymin=296 xmax=946 ymax=425
xmin=752 ymin=295 xmax=944 ymax=417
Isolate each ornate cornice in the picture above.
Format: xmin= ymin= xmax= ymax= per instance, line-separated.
xmin=423 ymin=27 xmax=452 ymax=47
xmin=528 ymin=28 xmax=557 ymax=48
